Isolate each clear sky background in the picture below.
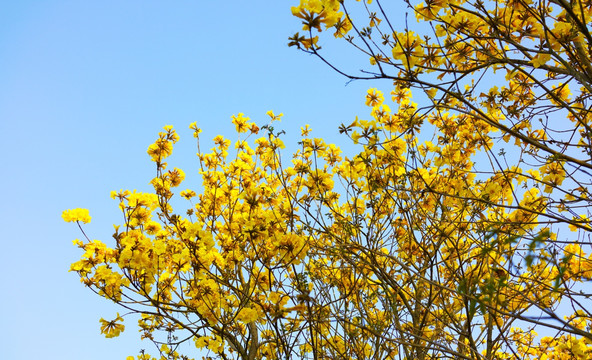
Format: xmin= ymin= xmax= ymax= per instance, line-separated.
xmin=0 ymin=1 xmax=383 ymax=359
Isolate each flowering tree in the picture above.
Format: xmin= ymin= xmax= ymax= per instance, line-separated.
xmin=65 ymin=0 xmax=592 ymax=359
xmin=287 ymin=0 xmax=592 ymax=358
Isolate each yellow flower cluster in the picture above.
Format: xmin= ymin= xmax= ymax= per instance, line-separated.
xmin=99 ymin=313 xmax=124 ymax=338
xmin=61 ymin=208 xmax=91 ymax=224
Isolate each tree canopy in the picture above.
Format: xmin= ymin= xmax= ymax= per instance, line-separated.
xmin=65 ymin=1 xmax=592 ymax=359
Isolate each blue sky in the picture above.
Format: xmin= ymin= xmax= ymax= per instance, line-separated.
xmin=0 ymin=1 xmax=379 ymax=359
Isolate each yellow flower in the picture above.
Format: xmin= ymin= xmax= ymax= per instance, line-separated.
xmin=301 ymin=36 xmax=319 ymax=50
xmin=180 ymin=189 xmax=196 ymax=200
xmin=334 ymin=17 xmax=352 ymax=38
xmin=425 ymin=88 xmax=437 ymax=98
xmin=99 ymin=313 xmax=125 ymax=338
xmin=365 ymin=88 xmax=384 ymax=107
xmin=391 ymin=31 xmax=423 ymax=69
xmin=147 ymin=138 xmax=173 ymax=161
xmin=231 ymin=113 xmax=250 ymax=133
xmin=62 ymin=208 xmax=91 ymax=224
xmin=249 ymin=122 xmax=260 ymax=134
xmin=548 ymin=83 xmax=571 ymax=105
xmin=168 ymin=167 xmax=185 ymax=187
xmin=531 ymin=53 xmax=551 ymax=68
xmin=194 ymin=336 xmax=209 ymax=349
xmin=144 ymin=221 xmax=161 ymax=235
xmin=266 ymin=110 xmax=283 ymax=121
xmin=189 ymin=122 xmax=202 ymax=138
xmin=301 ymin=124 xmax=312 ymax=137
xmin=236 ymin=307 xmax=259 ymax=323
